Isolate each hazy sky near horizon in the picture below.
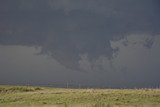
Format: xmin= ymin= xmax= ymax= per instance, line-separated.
xmin=0 ymin=0 xmax=160 ymax=88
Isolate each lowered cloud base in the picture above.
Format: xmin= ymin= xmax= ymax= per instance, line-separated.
xmin=0 ymin=0 xmax=160 ymax=88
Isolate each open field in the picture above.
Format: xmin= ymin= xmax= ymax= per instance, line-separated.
xmin=0 ymin=85 xmax=160 ymax=107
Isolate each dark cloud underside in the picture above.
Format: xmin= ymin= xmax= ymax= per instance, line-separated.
xmin=0 ymin=0 xmax=160 ymax=88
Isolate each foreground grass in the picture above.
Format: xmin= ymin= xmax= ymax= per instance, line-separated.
xmin=0 ymin=85 xmax=160 ymax=107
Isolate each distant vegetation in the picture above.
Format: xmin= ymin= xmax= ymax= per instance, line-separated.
xmin=0 ymin=85 xmax=160 ymax=107
xmin=0 ymin=85 xmax=42 ymax=93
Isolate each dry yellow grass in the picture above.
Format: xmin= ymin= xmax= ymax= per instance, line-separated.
xmin=0 ymin=85 xmax=160 ymax=107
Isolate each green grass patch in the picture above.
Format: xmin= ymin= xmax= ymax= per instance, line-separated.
xmin=0 ymin=85 xmax=42 ymax=93
xmin=0 ymin=85 xmax=160 ymax=107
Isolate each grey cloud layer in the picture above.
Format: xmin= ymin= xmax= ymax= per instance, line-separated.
xmin=1 ymin=0 xmax=160 ymax=70
xmin=0 ymin=35 xmax=160 ymax=88
xmin=0 ymin=0 xmax=160 ymax=87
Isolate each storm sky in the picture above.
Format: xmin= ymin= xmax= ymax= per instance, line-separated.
xmin=0 ymin=0 xmax=160 ymax=88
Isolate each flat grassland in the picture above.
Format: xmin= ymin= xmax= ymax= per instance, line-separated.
xmin=0 ymin=85 xmax=160 ymax=107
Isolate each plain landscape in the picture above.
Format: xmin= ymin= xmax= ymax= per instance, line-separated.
xmin=0 ymin=85 xmax=160 ymax=107
xmin=1 ymin=1 xmax=160 ymax=107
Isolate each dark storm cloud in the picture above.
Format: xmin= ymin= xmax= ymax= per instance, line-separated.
xmin=0 ymin=0 xmax=160 ymax=70
xmin=0 ymin=0 xmax=160 ymax=87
